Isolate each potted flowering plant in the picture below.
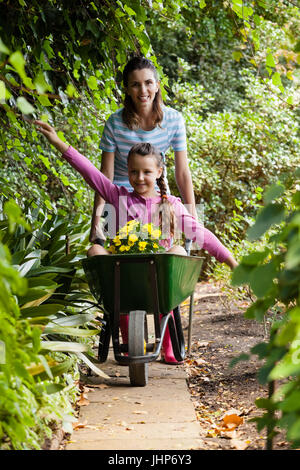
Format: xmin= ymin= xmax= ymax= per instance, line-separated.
xmin=105 ymin=220 xmax=165 ymax=254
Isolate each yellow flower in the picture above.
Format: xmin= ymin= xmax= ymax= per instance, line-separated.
xmin=138 ymin=241 xmax=147 ymax=251
xmin=113 ymin=236 xmax=121 ymax=246
xmin=108 ymin=245 xmax=116 ymax=254
xmin=151 ymin=229 xmax=161 ymax=239
xmin=119 ymin=227 xmax=128 ymax=237
xmin=140 ymin=223 xmax=149 ymax=233
xmin=128 ymin=234 xmax=138 ymax=244
xmin=153 ymin=243 xmax=159 ymax=249
xmin=127 ymin=220 xmax=139 ymax=226
xmin=119 ymin=245 xmax=127 ymax=252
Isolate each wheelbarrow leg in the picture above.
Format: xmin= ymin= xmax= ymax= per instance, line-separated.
xmin=97 ymin=312 xmax=111 ymax=363
xmin=185 ymin=239 xmax=195 ymax=356
xmin=187 ymin=292 xmax=194 ymax=355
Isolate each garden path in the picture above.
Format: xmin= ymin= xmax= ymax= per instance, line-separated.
xmin=66 ymin=352 xmax=203 ymax=450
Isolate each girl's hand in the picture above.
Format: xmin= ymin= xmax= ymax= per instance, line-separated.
xmin=34 ymin=120 xmax=69 ymax=154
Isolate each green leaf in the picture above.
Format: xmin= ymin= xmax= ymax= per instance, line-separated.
xmin=241 ymin=249 xmax=270 ymax=266
xmin=231 ymin=263 xmax=254 ymax=286
xmin=16 ymin=97 xmax=36 ymax=115
xmin=9 ymin=51 xmax=26 ymax=80
xmin=286 ymin=237 xmax=300 ymax=270
xmin=37 ymin=95 xmax=53 ymax=107
xmin=263 ymin=183 xmax=285 ymax=204
xmin=232 ymin=50 xmax=243 ymax=62
xmin=43 ymin=325 xmax=99 ymax=337
xmin=249 ymin=261 xmax=277 ymax=298
xmin=247 ymin=203 xmax=285 ymax=241
xmin=266 ymin=53 xmax=276 ymax=68
xmin=272 ymin=71 xmax=284 ymax=92
xmin=40 ymin=341 xmax=89 ymax=352
xmin=0 ymin=38 xmax=10 ymax=54
xmin=76 ymin=352 xmax=109 ymax=379
xmin=20 ymin=303 xmax=64 ymax=318
xmin=87 ymin=75 xmax=98 ymax=90
xmin=0 ymin=80 xmax=6 ymax=101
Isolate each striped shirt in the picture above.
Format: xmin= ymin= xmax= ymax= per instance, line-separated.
xmin=99 ymin=106 xmax=187 ymax=190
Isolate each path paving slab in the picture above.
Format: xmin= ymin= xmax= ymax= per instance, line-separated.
xmin=66 ymin=349 xmax=203 ymax=451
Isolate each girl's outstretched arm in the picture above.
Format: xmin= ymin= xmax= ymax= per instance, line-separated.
xmin=34 ymin=120 xmax=120 ymax=205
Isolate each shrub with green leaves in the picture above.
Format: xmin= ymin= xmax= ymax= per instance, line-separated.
xmin=231 ymin=168 xmax=300 ymax=448
xmin=0 ymin=199 xmax=107 ymax=449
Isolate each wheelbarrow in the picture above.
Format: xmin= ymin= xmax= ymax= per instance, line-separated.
xmin=82 ymin=252 xmax=203 ymax=386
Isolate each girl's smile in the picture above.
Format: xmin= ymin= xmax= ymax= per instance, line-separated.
xmin=128 ymin=153 xmax=163 ymax=198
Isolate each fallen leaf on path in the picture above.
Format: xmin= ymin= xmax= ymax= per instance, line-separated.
xmin=194 ymin=358 xmax=206 ymax=366
xmin=77 ymin=393 xmax=90 ymax=407
xmin=72 ymin=421 xmax=87 ymax=430
xmin=196 ymin=341 xmax=209 ymax=348
xmin=88 ymin=383 xmax=109 ymax=389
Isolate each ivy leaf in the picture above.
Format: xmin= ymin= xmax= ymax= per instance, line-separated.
xmin=87 ymin=75 xmax=98 ymax=90
xmin=9 ymin=51 xmax=26 ymax=80
xmin=0 ymin=80 xmax=6 ymax=101
xmin=16 ymin=97 xmax=36 ymax=114
xmin=0 ymin=38 xmax=10 ymax=54
xmin=266 ymin=53 xmax=276 ymax=68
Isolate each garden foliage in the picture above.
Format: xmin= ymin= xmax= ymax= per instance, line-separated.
xmin=232 ymin=169 xmax=300 ymax=447
xmin=0 ymin=0 xmax=300 ymax=449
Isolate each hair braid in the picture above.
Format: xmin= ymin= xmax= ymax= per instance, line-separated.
xmin=156 ymin=174 xmax=176 ymax=238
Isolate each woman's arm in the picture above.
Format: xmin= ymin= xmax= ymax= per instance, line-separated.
xmin=90 ymin=151 xmax=115 ymax=242
xmin=174 ymin=150 xmax=197 ymax=219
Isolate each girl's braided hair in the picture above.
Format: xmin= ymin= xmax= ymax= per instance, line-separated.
xmin=127 ymin=143 xmax=176 ymax=237
xmin=122 ymin=56 xmax=163 ymax=131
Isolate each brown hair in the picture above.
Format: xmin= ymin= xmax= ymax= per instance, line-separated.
xmin=127 ymin=143 xmax=175 ymax=237
xmin=122 ymin=57 xmax=164 ymax=131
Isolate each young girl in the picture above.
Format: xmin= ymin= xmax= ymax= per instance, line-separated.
xmin=34 ymin=120 xmax=238 ymax=363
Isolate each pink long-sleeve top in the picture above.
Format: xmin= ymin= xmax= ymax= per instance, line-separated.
xmin=62 ymin=146 xmax=231 ymax=263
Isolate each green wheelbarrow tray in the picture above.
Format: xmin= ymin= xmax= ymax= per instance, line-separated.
xmin=82 ymin=252 xmax=203 ymax=315
xmin=82 ymin=253 xmax=203 ymax=382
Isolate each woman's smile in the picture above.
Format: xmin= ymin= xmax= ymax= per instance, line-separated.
xmin=126 ymin=69 xmax=159 ymax=111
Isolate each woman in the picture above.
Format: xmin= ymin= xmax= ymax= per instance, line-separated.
xmin=89 ymin=56 xmax=196 ymax=255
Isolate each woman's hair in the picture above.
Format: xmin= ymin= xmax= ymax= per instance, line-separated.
xmin=127 ymin=143 xmax=176 ymax=238
xmin=122 ymin=56 xmax=164 ymax=130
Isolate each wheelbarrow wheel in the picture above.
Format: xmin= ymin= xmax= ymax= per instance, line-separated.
xmin=128 ymin=310 xmax=148 ymax=387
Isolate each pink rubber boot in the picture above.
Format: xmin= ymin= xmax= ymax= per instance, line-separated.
xmin=160 ymin=312 xmax=183 ymax=365
xmin=119 ymin=314 xmax=129 ymax=350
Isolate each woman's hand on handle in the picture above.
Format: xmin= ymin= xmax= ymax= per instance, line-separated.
xmin=34 ymin=120 xmax=69 ymax=154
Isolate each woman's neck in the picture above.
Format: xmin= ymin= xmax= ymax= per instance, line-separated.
xmin=138 ymin=109 xmax=155 ymax=131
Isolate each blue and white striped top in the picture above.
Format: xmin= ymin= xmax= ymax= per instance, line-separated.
xmin=99 ymin=106 xmax=187 ymax=190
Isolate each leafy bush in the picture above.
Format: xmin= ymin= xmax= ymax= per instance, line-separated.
xmin=0 ymin=200 xmax=106 ymax=449
xmin=231 ymin=168 xmax=300 ymax=448
xmin=167 ymin=72 xmax=299 ymax=249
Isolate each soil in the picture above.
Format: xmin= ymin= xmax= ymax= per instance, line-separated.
xmin=181 ymin=280 xmax=291 ymax=451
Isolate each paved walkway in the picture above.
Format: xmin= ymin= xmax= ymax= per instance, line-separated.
xmin=66 ymin=348 xmax=203 ymax=450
